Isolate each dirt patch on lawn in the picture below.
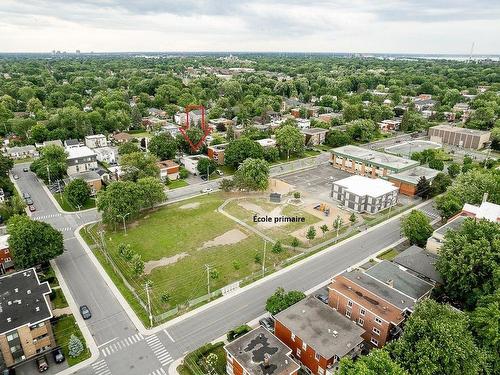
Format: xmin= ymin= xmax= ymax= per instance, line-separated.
xmin=180 ymin=202 xmax=200 ymax=210
xmin=200 ymin=229 xmax=248 ymax=249
xmin=144 ymin=252 xmax=189 ymax=274
xmin=238 ymin=201 xmax=286 ymax=228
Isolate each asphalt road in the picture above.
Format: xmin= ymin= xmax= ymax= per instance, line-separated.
xmin=11 ymin=161 xmax=439 ymax=375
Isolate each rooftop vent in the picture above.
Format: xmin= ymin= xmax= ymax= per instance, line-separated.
xmin=263 ymin=353 xmax=271 ymax=368
xmin=6 ymin=317 xmax=11 ymax=322
xmin=27 ymin=290 xmax=31 ymax=295
xmin=332 ymin=330 xmax=338 ymax=337
xmin=386 ymin=279 xmax=394 ymax=288
xmin=14 ymin=288 xmax=18 ymax=293
xmin=35 ymin=307 xmax=40 ymax=312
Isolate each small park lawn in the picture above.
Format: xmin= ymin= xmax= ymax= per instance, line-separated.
xmin=52 ymin=315 xmax=90 ymax=366
xmin=55 ymin=194 xmax=96 ymax=212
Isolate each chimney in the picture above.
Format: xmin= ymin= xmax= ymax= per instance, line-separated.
xmin=482 ymin=192 xmax=488 ymax=203
xmin=263 ymin=353 xmax=271 ymax=368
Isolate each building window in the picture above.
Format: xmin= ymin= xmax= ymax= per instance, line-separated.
xmin=315 ymin=352 xmax=320 ymax=361
xmin=358 ymin=318 xmax=364 ymax=326
xmin=7 ymin=332 xmax=19 ymax=341
xmin=373 ymin=327 xmax=380 ymax=336
xmin=370 ymin=338 xmax=379 ymax=347
xmin=296 ymin=349 xmax=301 ymax=358
xmin=375 ymin=316 xmax=383 ymax=325
xmin=345 ymin=309 xmax=351 ymax=318
xmin=291 ymin=333 xmax=295 ymax=342
xmin=360 ymin=308 xmax=365 ymax=316
xmin=318 ymin=368 xmax=325 ymax=375
xmin=347 ymin=300 xmax=353 ymax=307
xmin=302 ymin=342 xmax=307 ymax=351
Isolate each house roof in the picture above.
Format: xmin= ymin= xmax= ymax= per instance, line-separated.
xmin=67 ymin=146 xmax=96 ymax=160
xmin=0 ymin=234 xmax=9 ymax=250
xmin=69 ymin=170 xmax=101 ymax=182
xmin=0 ymin=268 xmax=52 ymax=335
xmin=434 ymin=215 xmax=467 ymax=236
xmin=364 ymin=261 xmax=434 ymax=300
xmin=157 ymin=160 xmax=179 ymax=169
xmin=300 ymin=127 xmax=329 ymax=135
xmin=64 ymin=139 xmax=80 ymax=146
xmin=225 ymin=326 xmax=300 ymax=375
xmin=334 ymin=175 xmax=399 ymax=197
xmin=275 ymin=296 xmax=365 ymax=359
xmin=462 ymin=202 xmax=500 ymax=222
xmin=394 ymin=246 xmax=443 ymax=283
xmin=43 ymin=140 xmax=63 ymax=148
xmin=6 ymin=145 xmax=36 ymax=153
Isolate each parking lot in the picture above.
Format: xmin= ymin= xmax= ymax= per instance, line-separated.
xmin=277 ymin=164 xmax=351 ymax=201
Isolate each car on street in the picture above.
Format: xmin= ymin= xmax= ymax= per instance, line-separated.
xmin=25 ymin=198 xmax=34 ymax=205
xmin=22 ymin=192 xmax=30 ymax=199
xmin=36 ymin=356 xmax=49 ymax=372
xmin=79 ymin=305 xmax=92 ymax=320
xmin=52 ymin=348 xmax=65 ymax=364
xmin=13 ymin=174 xmax=19 ymax=180
xmin=29 ymin=205 xmax=36 ymax=212
xmin=200 ymin=175 xmax=208 ymax=181
xmin=23 ymin=167 xmax=29 ymax=172
xmin=315 ymin=294 xmax=329 ymax=304
xmin=201 ymin=187 xmax=213 ymax=193
xmin=259 ymin=317 xmax=275 ymax=333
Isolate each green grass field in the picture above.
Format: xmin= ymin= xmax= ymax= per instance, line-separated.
xmin=52 ymin=315 xmax=91 ymax=366
xmin=85 ymin=193 xmax=297 ymax=314
xmin=55 ymin=194 xmax=96 ymax=212
xmin=166 ymin=179 xmax=189 ymax=189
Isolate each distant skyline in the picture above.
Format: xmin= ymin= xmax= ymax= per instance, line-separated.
xmin=1 ymin=0 xmax=499 ymax=54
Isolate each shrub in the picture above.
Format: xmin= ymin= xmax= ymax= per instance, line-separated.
xmin=68 ymin=334 xmax=84 ymax=358
xmin=227 ymin=325 xmax=252 ymax=342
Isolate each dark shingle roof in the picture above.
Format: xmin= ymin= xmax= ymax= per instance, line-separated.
xmin=394 ymin=245 xmax=443 ymax=284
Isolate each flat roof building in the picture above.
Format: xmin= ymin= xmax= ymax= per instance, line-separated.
xmin=428 ymin=124 xmax=491 ymax=150
xmin=225 ymin=327 xmax=300 ymax=375
xmin=332 ymin=175 xmax=398 ymax=214
xmin=426 ymin=215 xmax=467 ymax=253
xmin=388 ymin=166 xmax=439 ymax=196
xmin=394 ymin=245 xmax=443 ymax=284
xmin=207 ymin=143 xmax=228 ymax=165
xmin=331 ymin=145 xmax=419 ymax=178
xmin=275 ymin=296 xmax=364 ymax=374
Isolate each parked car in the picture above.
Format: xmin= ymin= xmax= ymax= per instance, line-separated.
xmin=52 ymin=348 xmax=65 ymax=364
xmin=215 ymin=170 xmax=223 ymax=176
xmin=2 ymin=368 xmax=16 ymax=375
xmin=13 ymin=174 xmax=19 ymax=180
xmin=201 ymin=187 xmax=213 ymax=193
xmin=315 ymin=294 xmax=329 ymax=304
xmin=36 ymin=356 xmax=49 ymax=372
xmin=22 ymin=192 xmax=30 ymax=199
xmin=79 ymin=305 xmax=92 ymax=320
xmin=25 ymin=198 xmax=34 ymax=205
xmin=259 ymin=317 xmax=275 ymax=333
xmin=200 ymin=175 xmax=208 ymax=181
xmin=23 ymin=167 xmax=29 ymax=172
xmin=29 ymin=205 xmax=36 ymax=212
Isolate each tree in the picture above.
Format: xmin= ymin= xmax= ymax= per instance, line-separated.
xmin=447 ymin=163 xmax=460 ymax=178
xmin=272 ymin=241 xmax=283 ymax=253
xmin=428 ymin=158 xmax=444 ymax=171
xmin=326 ymin=130 xmax=350 ymax=147
xmin=333 ymin=215 xmax=343 ymax=237
xmin=136 ymin=176 xmax=166 ymax=209
xmin=346 ymin=119 xmax=379 ymax=143
xmin=400 ymin=111 xmax=426 ymax=132
xmin=275 ymin=124 xmax=305 ymax=159
xmin=401 ymin=210 xmax=433 ymax=247
xmin=97 ymin=180 xmax=142 ymax=226
xmin=306 ymin=226 xmax=316 ymax=242
xmin=349 ymin=213 xmax=356 ymax=225
xmin=131 ymin=254 xmax=144 ymax=276
xmin=118 ymin=141 xmax=140 ymax=155
xmin=224 ymin=138 xmax=264 ymax=168
xmin=436 ymin=219 xmax=500 ymax=309
xmin=291 ymin=237 xmax=300 ymax=249
xmin=226 ymin=125 xmax=235 ymax=141
xmin=118 ymin=243 xmax=134 ymax=261
xmin=429 ymin=172 xmax=452 ymax=197
xmin=415 ymin=176 xmax=431 ymax=199
xmin=265 ymin=287 xmax=306 ymax=315
xmin=148 ymin=133 xmax=177 ymax=160
xmin=7 ymin=215 xmax=64 ymax=268
xmin=197 ymin=157 xmax=218 ymax=176
xmin=64 ymin=179 xmax=91 ymax=207
xmin=68 ymin=334 xmax=84 ymax=358
xmin=120 ymin=152 xmax=159 ymax=181
xmin=30 ymin=145 xmax=67 ymax=182
xmin=391 ymin=299 xmax=484 ymax=375
xmin=29 ymin=124 xmax=50 ymax=143
xmin=338 ymin=349 xmax=408 ymax=375
xmin=0 ymin=155 xmax=13 ymax=176
xmin=233 ymin=158 xmax=269 ymax=191
xmin=320 ymin=224 xmax=329 ymax=235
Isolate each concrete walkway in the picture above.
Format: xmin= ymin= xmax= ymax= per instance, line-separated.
xmin=52 ymin=307 xmax=72 ymax=317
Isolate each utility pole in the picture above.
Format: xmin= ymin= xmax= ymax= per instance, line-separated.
xmin=145 ymin=282 xmax=153 ymax=328
xmin=205 ymin=264 xmax=211 ymax=298
xmin=207 ymin=164 xmax=210 ymax=182
xmin=46 ymin=165 xmax=51 ymax=185
xmin=262 ymin=240 xmax=267 ymax=277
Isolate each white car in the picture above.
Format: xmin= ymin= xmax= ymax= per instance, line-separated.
xmin=201 ymin=187 xmax=213 ymax=193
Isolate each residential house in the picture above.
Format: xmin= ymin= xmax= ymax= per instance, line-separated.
xmin=461 ymin=201 xmax=500 ymax=222
xmin=378 ymin=119 xmax=401 ymax=132
xmin=112 ymin=132 xmax=132 ymax=144
xmin=413 ymin=99 xmax=437 ymax=112
xmin=275 ymin=296 xmax=364 ymax=375
xmin=296 ymin=119 xmax=311 ymax=130
xmin=175 ymin=109 xmax=203 ymax=126
xmin=207 ymin=143 xmax=228 ymax=165
xmin=328 ymin=262 xmax=433 ymax=347
xmin=300 ymin=128 xmax=328 ymax=146
xmin=148 ymin=108 xmax=167 ymax=119
xmin=38 ymin=140 xmax=63 ymax=149
xmin=64 ymin=139 xmax=81 ymax=149
xmin=255 ymin=139 xmax=277 ymax=149
xmin=452 ymin=103 xmax=470 ymax=113
xmin=0 ymin=235 xmax=14 ymax=275
xmin=94 ymin=147 xmax=118 ymax=165
xmin=0 ymin=268 xmax=55 ymax=369
xmin=208 ymin=118 xmax=234 ymax=131
xmin=157 ymin=160 xmax=180 ymax=181
xmin=180 ymin=155 xmax=209 ymax=175
xmin=393 ymin=245 xmax=443 ymax=284
xmin=160 ymin=124 xmax=181 ymax=138
xmin=426 ymin=215 xmax=466 ymax=253
xmin=331 ymin=175 xmax=398 ymax=214
xmin=4 ymin=146 xmax=38 ymax=160
xmin=84 ymin=134 xmax=107 ymax=149
xmin=66 ymin=146 xmax=98 ymax=175
xmin=69 ymin=171 xmax=102 ymax=195
xmin=225 ymin=326 xmax=300 ymax=375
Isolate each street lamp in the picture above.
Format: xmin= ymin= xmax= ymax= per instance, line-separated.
xmin=46 ymin=164 xmax=51 ymax=185
xmin=116 ymin=212 xmax=130 ymax=234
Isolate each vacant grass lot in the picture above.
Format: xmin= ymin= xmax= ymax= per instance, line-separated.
xmin=86 ymin=193 xmax=296 ymax=313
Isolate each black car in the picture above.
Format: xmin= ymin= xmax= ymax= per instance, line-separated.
xmin=52 ymin=348 xmax=65 ymax=364
xmin=2 ymin=369 xmax=16 ymax=375
xmin=23 ymin=167 xmax=29 ymax=172
xmin=315 ymin=294 xmax=329 ymax=304
xmin=259 ymin=317 xmax=275 ymax=333
xmin=79 ymin=305 xmax=92 ymax=320
xmin=200 ymin=175 xmax=208 ymax=181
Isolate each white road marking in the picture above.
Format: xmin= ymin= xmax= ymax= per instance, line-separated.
xmin=92 ymin=359 xmax=111 ymax=375
xmin=100 ymin=332 xmax=145 ymax=357
xmin=97 ymin=337 xmax=118 ymax=348
xmin=145 ymin=334 xmax=172 ymax=366
xmin=164 ymin=329 xmax=175 ymax=342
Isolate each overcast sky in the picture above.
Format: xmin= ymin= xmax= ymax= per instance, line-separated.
xmin=0 ymin=0 xmax=499 ymax=54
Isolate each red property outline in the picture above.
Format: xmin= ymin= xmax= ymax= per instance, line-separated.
xmin=179 ymin=105 xmax=211 ymax=152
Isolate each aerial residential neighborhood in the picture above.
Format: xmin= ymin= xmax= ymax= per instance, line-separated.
xmin=0 ymin=2 xmax=498 ymax=375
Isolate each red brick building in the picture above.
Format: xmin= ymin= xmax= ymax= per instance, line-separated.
xmin=274 ymin=296 xmax=364 ymax=375
xmin=0 ymin=235 xmax=14 ymax=274
xmin=328 ymin=262 xmax=433 ymax=348
xmin=224 ymin=326 xmax=299 ymax=375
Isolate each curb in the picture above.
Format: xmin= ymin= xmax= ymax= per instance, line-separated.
xmin=50 ymin=259 xmax=100 ymax=374
xmin=38 ymin=177 xmax=97 ymax=215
